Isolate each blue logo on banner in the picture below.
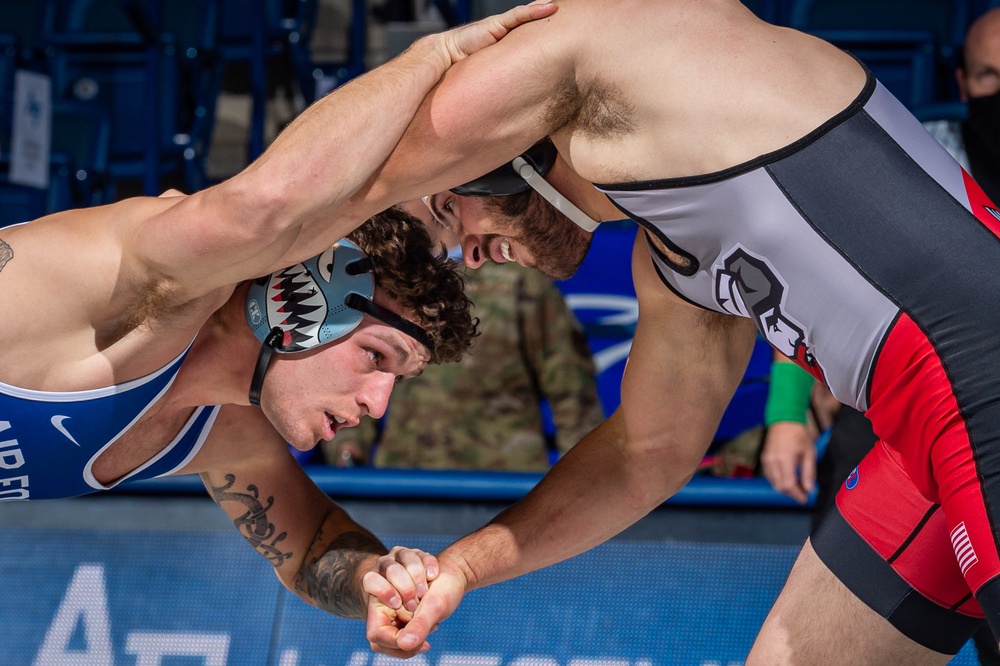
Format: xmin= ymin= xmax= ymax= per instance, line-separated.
xmin=846 ymin=466 xmax=860 ymax=490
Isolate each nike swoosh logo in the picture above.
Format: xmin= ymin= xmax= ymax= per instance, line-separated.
xmin=51 ymin=415 xmax=80 ymax=446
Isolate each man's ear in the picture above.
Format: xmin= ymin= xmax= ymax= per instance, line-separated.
xmin=158 ymin=188 xmax=186 ymax=198
xmin=955 ymin=67 xmax=970 ymax=103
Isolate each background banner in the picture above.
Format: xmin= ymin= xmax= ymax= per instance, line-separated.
xmin=0 ymin=527 xmax=981 ymax=665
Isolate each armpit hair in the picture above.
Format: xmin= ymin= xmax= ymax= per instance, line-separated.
xmin=100 ymin=267 xmax=186 ymax=347
xmin=545 ymin=77 xmax=636 ymax=138
xmin=125 ymin=278 xmax=186 ymax=329
xmin=700 ymin=308 xmax=743 ymax=335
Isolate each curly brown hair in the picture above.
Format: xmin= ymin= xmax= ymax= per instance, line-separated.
xmin=348 ymin=207 xmax=478 ymax=364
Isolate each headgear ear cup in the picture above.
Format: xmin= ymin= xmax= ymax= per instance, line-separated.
xmin=450 ymin=139 xmax=558 ymax=196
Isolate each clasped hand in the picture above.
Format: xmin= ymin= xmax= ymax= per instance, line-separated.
xmin=363 ymin=545 xmax=468 ymax=658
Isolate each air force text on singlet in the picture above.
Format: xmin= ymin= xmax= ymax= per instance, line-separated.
xmin=0 ymin=421 xmax=29 ymax=500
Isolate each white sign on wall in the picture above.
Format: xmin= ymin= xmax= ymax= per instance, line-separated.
xmin=10 ymin=69 xmax=52 ymax=189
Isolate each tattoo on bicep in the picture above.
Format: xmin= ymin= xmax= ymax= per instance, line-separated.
xmin=0 ymin=240 xmax=12 ymax=272
xmin=295 ymin=527 xmax=386 ymax=619
xmin=204 ymin=473 xmax=292 ymax=567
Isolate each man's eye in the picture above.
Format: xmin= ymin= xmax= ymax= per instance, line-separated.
xmin=440 ymin=200 xmax=458 ymax=231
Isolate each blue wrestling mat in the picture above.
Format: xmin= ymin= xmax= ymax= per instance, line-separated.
xmin=0 ymin=498 xmax=982 ymax=665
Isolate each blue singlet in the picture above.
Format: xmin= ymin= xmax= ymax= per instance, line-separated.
xmin=0 ymin=344 xmax=219 ymax=500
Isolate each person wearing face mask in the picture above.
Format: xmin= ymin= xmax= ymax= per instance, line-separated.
xmin=925 ymin=7 xmax=1000 ymax=204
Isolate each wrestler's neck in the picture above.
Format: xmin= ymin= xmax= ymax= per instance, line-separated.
xmin=171 ymin=284 xmax=259 ymax=408
xmin=547 ymin=155 xmax=621 ymax=224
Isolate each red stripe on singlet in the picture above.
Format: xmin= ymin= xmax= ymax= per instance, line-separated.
xmin=962 ymin=169 xmax=1000 ymax=237
xmin=864 ymin=313 xmax=1000 ymax=595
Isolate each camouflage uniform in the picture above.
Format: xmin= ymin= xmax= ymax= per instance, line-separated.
xmin=323 ymin=261 xmax=604 ymax=471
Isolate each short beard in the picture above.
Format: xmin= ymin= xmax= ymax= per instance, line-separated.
xmin=484 ymin=192 xmax=593 ymax=280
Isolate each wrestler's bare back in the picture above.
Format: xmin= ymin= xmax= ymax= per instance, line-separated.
xmin=0 ymin=195 xmax=245 ymax=484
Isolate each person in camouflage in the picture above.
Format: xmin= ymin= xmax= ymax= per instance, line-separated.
xmin=323 ymin=238 xmax=603 ymax=472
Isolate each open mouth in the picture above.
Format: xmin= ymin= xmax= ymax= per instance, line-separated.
xmin=500 ymin=238 xmax=513 ymax=262
xmin=326 ymin=412 xmax=348 ymax=435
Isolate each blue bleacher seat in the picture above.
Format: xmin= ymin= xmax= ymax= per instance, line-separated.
xmin=787 ymin=0 xmax=967 ymax=45
xmin=911 ymin=99 xmax=967 ymax=123
xmin=0 ymin=0 xmax=56 ymax=62
xmin=832 ymin=30 xmax=938 ymax=107
xmin=216 ymin=0 xmax=320 ymax=159
xmin=50 ymin=99 xmax=111 ymax=206
xmin=787 ymin=0 xmax=969 ymax=106
xmin=0 ymin=34 xmax=17 ymax=136
xmin=0 ymin=98 xmax=111 ymax=228
xmin=0 ymin=153 xmax=73 ymax=228
xmin=48 ymin=46 xmax=170 ymax=196
xmin=48 ymin=0 xmax=221 ymax=194
xmin=304 ymin=0 xmax=366 ymax=104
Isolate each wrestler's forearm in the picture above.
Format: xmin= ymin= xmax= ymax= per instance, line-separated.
xmin=292 ymin=518 xmax=388 ymax=619
xmin=201 ymin=470 xmax=384 ymax=618
xmin=438 ymin=412 xmax=683 ymax=591
xmin=147 ymin=42 xmax=455 ymax=293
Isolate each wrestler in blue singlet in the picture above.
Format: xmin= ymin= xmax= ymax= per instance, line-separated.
xmin=0 ymin=344 xmax=218 ymax=501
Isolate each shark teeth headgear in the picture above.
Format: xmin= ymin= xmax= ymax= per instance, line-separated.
xmin=244 ymin=239 xmax=432 ymax=407
xmin=246 ymin=240 xmax=373 ymax=353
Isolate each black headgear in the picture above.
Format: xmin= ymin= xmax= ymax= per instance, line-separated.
xmin=450 ymin=140 xmax=558 ymax=196
xmin=449 ymin=139 xmax=599 ymax=232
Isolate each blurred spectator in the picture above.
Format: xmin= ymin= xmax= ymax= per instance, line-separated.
xmin=924 ymin=6 xmax=1000 ymax=204
xmin=323 ymin=201 xmax=604 ymax=471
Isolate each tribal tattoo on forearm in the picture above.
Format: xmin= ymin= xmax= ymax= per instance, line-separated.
xmin=0 ymin=240 xmax=12 ymax=272
xmin=203 ymin=473 xmax=293 ymax=566
xmin=295 ymin=526 xmax=387 ymax=619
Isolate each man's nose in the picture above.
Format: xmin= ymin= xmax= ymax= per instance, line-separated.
xmin=461 ymin=235 xmax=488 ymax=269
xmin=359 ymin=373 xmax=396 ymax=419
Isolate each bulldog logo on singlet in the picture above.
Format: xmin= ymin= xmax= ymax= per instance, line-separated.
xmin=714 ymin=246 xmax=827 ymax=382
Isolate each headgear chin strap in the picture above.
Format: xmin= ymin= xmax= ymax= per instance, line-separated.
xmin=450 ymin=139 xmax=600 ymax=232
xmin=244 ymin=239 xmax=433 ymax=407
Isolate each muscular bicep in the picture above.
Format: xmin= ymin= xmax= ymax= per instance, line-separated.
xmin=621 ymin=235 xmax=758 ymax=471
xmin=122 ymin=185 xmax=301 ymax=298
xmin=352 ymin=16 xmax=578 ymax=213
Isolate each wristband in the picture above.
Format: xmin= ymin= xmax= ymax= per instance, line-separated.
xmin=764 ymin=362 xmax=814 ymax=426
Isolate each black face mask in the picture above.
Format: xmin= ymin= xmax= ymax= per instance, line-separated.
xmin=962 ymin=90 xmax=1000 ymax=204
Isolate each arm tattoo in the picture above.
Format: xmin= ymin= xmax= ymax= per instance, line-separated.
xmin=204 ymin=473 xmax=292 ymax=567
xmin=0 ymin=240 xmax=11 ymax=272
xmin=295 ymin=527 xmax=387 ymax=619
